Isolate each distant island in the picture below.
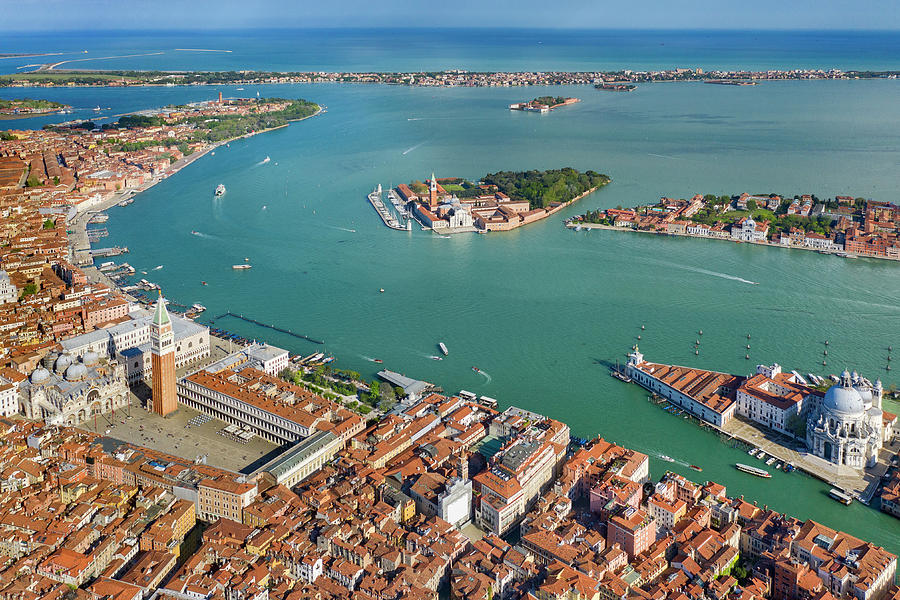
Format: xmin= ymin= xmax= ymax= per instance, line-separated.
xmin=571 ymin=192 xmax=899 ymax=261
xmin=372 ymin=168 xmax=610 ymax=234
xmin=0 ymin=98 xmax=69 ymax=119
xmin=45 ymin=96 xmax=319 ymax=145
xmin=3 ymin=66 xmax=899 ymax=89
xmin=595 ymin=83 xmax=636 ymax=92
xmin=509 ymin=96 xmax=580 ymax=113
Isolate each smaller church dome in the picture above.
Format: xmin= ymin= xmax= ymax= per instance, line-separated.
xmin=30 ymin=367 xmax=51 ymax=385
xmin=54 ymin=353 xmax=73 ymax=374
xmin=82 ymin=351 xmax=100 ymax=367
xmin=65 ymin=363 xmax=88 ymax=382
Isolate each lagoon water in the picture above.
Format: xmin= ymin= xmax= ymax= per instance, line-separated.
xmin=2 ymin=30 xmax=900 ymax=551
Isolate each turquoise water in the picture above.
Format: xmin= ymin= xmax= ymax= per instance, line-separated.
xmin=1 ymin=57 xmax=900 ymax=550
xmin=2 ymin=29 xmax=900 ymax=74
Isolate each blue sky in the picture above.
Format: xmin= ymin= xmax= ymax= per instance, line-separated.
xmin=7 ymin=0 xmax=900 ymax=31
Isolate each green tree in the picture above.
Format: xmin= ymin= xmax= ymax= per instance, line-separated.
xmin=42 ymin=219 xmax=55 ymax=229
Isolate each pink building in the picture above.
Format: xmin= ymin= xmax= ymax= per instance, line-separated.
xmin=606 ymin=508 xmax=656 ymax=559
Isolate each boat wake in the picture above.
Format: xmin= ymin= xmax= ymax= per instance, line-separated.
xmin=254 ymin=156 xmax=271 ymax=166
xmin=654 ymin=451 xmax=690 ymax=467
xmin=653 ymin=259 xmax=758 ymax=285
xmin=474 ymin=369 xmax=492 ymax=384
xmin=360 ymin=355 xmax=379 ymax=362
xmin=647 ymin=153 xmax=681 ymax=160
xmin=402 ymin=141 xmax=425 ymax=155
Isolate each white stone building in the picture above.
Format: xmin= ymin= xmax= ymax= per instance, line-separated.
xmin=0 ymin=270 xmax=17 ymax=305
xmin=730 ymin=216 xmax=768 ymax=242
xmin=18 ymin=352 xmax=130 ymax=426
xmin=806 ymin=370 xmax=893 ymax=470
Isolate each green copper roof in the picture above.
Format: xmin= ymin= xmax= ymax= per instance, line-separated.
xmin=153 ymin=292 xmax=170 ymax=327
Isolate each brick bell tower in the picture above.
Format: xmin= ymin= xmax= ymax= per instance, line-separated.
xmin=150 ymin=291 xmax=177 ymax=416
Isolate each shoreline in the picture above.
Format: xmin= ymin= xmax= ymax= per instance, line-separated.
xmin=567 ymin=221 xmax=899 ymax=263
xmin=69 ymin=106 xmax=323 ymax=276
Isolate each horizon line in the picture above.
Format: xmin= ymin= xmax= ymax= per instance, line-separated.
xmin=4 ymin=26 xmax=900 ymax=34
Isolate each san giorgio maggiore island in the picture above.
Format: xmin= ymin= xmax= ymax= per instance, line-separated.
xmin=370 ymin=169 xmax=609 ymax=234
xmin=3 ymin=91 xmax=900 ymax=600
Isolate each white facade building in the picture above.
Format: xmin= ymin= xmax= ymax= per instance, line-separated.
xmin=0 ymin=270 xmax=17 ymax=304
xmin=730 ymin=216 xmax=768 ymax=242
xmin=806 ymin=370 xmax=891 ymax=470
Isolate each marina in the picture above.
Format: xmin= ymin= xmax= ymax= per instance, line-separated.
xmin=367 ymin=184 xmax=411 ymax=231
xmin=210 ymin=311 xmax=325 ymax=345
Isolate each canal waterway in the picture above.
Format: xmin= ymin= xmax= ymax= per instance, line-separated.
xmin=3 ymin=63 xmax=900 ymax=551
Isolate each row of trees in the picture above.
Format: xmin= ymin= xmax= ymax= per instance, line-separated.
xmin=482 ymin=168 xmax=610 ymax=210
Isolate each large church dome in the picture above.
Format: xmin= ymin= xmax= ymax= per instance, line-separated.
xmin=823 ymin=371 xmax=865 ymax=415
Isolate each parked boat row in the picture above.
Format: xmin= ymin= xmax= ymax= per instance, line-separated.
xmin=368 ymin=184 xmax=411 ymax=231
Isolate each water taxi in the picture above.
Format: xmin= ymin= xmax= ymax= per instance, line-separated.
xmin=689 ymin=465 xmax=702 ymax=472
xmin=766 ymin=457 xmax=776 ymax=466
xmin=659 ymin=455 xmax=674 ymax=463
xmin=373 ymin=359 xmax=383 ymax=364
xmin=748 ymin=448 xmax=759 ymax=457
xmin=472 ymin=366 xmax=481 ymax=373
xmin=735 ymin=463 xmax=771 ymax=478
xmin=232 ymin=264 xmax=252 ymax=270
xmin=439 ymin=342 xmax=449 ymax=356
xmin=430 ymin=356 xmax=443 ymax=361
xmin=215 ymin=184 xmax=226 ymax=196
xmin=828 ymin=488 xmax=853 ymax=505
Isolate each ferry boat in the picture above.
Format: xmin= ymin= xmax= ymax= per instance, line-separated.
xmin=735 ymin=463 xmax=771 ymax=478
xmin=232 ymin=264 xmax=252 ymax=270
xmin=828 ymin=488 xmax=853 ymax=505
xmin=439 ymin=342 xmax=449 ymax=356
xmin=215 ymin=184 xmax=226 ymax=196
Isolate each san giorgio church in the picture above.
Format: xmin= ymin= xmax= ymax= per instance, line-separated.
xmin=806 ymin=370 xmax=892 ymax=470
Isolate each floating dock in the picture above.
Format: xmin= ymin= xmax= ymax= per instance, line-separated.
xmin=368 ymin=185 xmax=410 ymax=231
xmin=91 ymin=246 xmax=129 ymax=257
xmin=212 ymin=312 xmax=324 ymax=345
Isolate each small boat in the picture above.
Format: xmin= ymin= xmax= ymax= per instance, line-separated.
xmin=659 ymin=455 xmax=674 ymax=463
xmin=93 ymin=106 xmax=101 ymax=112
xmin=262 ymin=205 xmax=267 ymax=210
xmin=201 ymin=281 xmax=207 ymax=286
xmin=373 ymin=359 xmax=383 ymax=364
xmin=379 ymin=288 xmax=385 ymax=293
xmin=828 ymin=488 xmax=853 ymax=505
xmin=472 ymin=366 xmax=481 ymax=373
xmin=748 ymin=448 xmax=758 ymax=457
xmin=191 ymin=230 xmax=199 ymax=235
xmin=262 ymin=156 xmax=271 ymax=163
xmin=736 ymin=463 xmax=771 ymax=478
xmin=439 ymin=342 xmax=448 ymax=356
xmin=244 ymin=257 xmax=250 ymax=262
xmin=232 ymin=264 xmax=252 ymax=270
xmin=765 ymin=457 xmax=776 ymax=466
xmin=215 ymin=184 xmax=226 ymax=196
xmin=430 ymin=356 xmax=443 ymax=361
xmin=689 ymin=465 xmax=702 ymax=472
xmin=191 ymin=304 xmax=207 ymax=312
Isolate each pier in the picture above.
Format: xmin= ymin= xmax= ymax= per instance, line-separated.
xmin=211 ymin=312 xmax=324 ymax=345
xmin=90 ymin=246 xmax=129 ymax=257
xmin=367 ymin=185 xmax=411 ymax=231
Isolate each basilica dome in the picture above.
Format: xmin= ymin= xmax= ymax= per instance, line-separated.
xmin=823 ymin=371 xmax=865 ymax=415
xmin=65 ymin=363 xmax=88 ymax=382
xmin=30 ymin=367 xmax=51 ymax=385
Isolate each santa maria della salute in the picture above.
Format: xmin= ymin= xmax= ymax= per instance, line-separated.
xmin=807 ymin=370 xmax=889 ymax=470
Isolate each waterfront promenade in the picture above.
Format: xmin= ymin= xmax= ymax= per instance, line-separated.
xmin=568 ymin=221 xmax=900 ymax=263
xmin=719 ymin=416 xmax=896 ymax=502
